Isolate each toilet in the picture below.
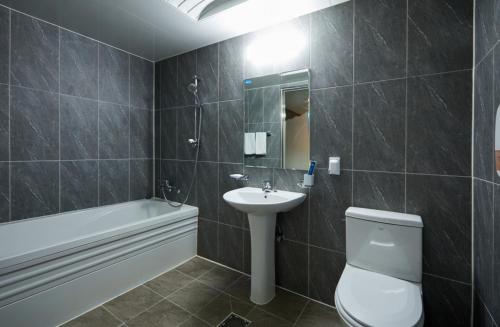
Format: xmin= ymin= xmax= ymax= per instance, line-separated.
xmin=335 ymin=207 xmax=424 ymax=327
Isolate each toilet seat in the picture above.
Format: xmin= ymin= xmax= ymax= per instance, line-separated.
xmin=335 ymin=264 xmax=424 ymax=327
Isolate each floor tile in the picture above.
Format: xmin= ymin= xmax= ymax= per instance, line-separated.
xmin=244 ymin=308 xmax=292 ymax=327
xmin=167 ymin=281 xmax=221 ymax=314
xmin=145 ymin=269 xmax=194 ymax=297
xmin=295 ymin=301 xmax=345 ymax=327
xmin=196 ymin=294 xmax=254 ymax=326
xmin=103 ymin=286 xmax=163 ymax=321
xmin=176 ymin=257 xmax=216 ymax=278
xmin=62 ymin=306 xmax=121 ymax=327
xmin=127 ymin=300 xmax=191 ymax=327
xmin=179 ymin=316 xmax=211 ymax=327
xmin=198 ymin=265 xmax=243 ymax=291
xmin=225 ymin=277 xmax=251 ymax=303
xmin=258 ymin=288 xmax=308 ymax=322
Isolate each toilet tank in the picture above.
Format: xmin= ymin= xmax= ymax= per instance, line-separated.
xmin=345 ymin=207 xmax=423 ymax=283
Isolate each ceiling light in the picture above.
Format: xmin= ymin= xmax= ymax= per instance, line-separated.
xmin=164 ymin=0 xmax=248 ymax=21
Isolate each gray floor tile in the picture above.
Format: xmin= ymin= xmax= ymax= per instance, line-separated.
xmin=179 ymin=316 xmax=211 ymax=327
xmin=126 ymin=300 xmax=191 ymax=327
xmin=176 ymin=257 xmax=216 ymax=278
xmin=225 ymin=277 xmax=251 ymax=303
xmin=195 ymin=294 xmax=254 ymax=326
xmin=103 ymin=286 xmax=163 ymax=321
xmin=258 ymin=288 xmax=308 ymax=322
xmin=295 ymin=301 xmax=345 ymax=327
xmin=244 ymin=308 xmax=292 ymax=327
xmin=62 ymin=306 xmax=122 ymax=327
xmin=167 ymin=281 xmax=221 ymax=314
xmin=145 ymin=269 xmax=194 ymax=297
xmin=198 ymin=265 xmax=243 ymax=291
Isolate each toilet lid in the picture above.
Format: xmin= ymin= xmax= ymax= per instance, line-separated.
xmin=337 ymin=264 xmax=423 ymax=327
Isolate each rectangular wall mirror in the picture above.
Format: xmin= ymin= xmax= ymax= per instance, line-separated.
xmin=243 ymin=69 xmax=310 ymax=170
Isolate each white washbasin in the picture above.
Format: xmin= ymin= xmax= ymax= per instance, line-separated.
xmin=223 ymin=187 xmax=306 ymax=214
xmin=222 ymin=186 xmax=307 ymax=305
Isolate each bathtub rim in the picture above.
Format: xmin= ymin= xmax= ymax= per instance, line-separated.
xmin=0 ymin=199 xmax=198 ymax=271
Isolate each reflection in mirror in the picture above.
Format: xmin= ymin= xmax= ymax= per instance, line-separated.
xmin=243 ymin=70 xmax=310 ymax=170
xmin=496 ymin=106 xmax=500 ymax=176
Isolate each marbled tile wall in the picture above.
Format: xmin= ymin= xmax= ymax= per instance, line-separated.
xmin=155 ymin=0 xmax=473 ymax=325
xmin=0 ymin=5 xmax=154 ymax=222
xmin=473 ymin=0 xmax=500 ymax=325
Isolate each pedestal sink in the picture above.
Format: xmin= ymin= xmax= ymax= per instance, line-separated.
xmin=223 ymin=187 xmax=306 ymax=304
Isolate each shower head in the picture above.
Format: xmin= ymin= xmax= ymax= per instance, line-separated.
xmin=187 ymin=76 xmax=199 ymax=95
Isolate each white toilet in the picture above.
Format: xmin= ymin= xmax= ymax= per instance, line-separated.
xmin=335 ymin=207 xmax=425 ymax=327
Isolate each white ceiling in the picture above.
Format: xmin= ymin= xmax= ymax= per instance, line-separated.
xmin=0 ymin=0 xmax=348 ymax=61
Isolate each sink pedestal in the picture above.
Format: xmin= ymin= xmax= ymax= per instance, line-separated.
xmin=248 ymin=213 xmax=277 ymax=305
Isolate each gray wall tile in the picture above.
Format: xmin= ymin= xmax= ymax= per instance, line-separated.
xmin=160 ymin=109 xmax=177 ymax=159
xmin=308 ymin=247 xmax=345 ymax=306
xmin=197 ymin=43 xmax=218 ymax=104
xmin=130 ymin=108 xmax=152 ymax=158
xmin=11 ymin=161 xmax=59 ymax=220
xmin=99 ymin=159 xmax=129 ymax=206
xmin=176 ymin=106 xmax=197 ymax=161
xmin=0 ymin=84 xmax=8 ymax=161
xmin=353 ymin=80 xmax=405 ymax=172
xmin=130 ymin=56 xmax=153 ymax=109
xmin=0 ymin=162 xmax=9 ymax=222
xmin=98 ymin=102 xmax=129 ymax=159
xmin=178 ymin=51 xmax=196 ymax=107
xmin=0 ymin=6 xmax=9 ymax=84
xmin=407 ymin=71 xmax=471 ymax=176
xmin=474 ymin=179 xmax=494 ymax=309
xmin=197 ymin=162 xmax=219 ymax=221
xmin=198 ymin=218 xmax=218 ymax=261
xmin=407 ymin=175 xmax=471 ymax=283
xmin=354 ymin=0 xmax=406 ymax=82
xmin=475 ymin=0 xmax=498 ymax=64
xmin=60 ymin=95 xmax=98 ymax=160
xmin=408 ymin=0 xmax=473 ymax=75
xmin=474 ymin=53 xmax=495 ymax=182
xmin=60 ymin=160 xmax=98 ymax=211
xmin=11 ymin=11 xmax=59 ymax=92
xmin=493 ymin=184 xmax=500 ymax=324
xmin=219 ymin=36 xmax=244 ymax=101
xmin=310 ymin=86 xmax=352 ymax=169
xmin=422 ymin=274 xmax=471 ymax=327
xmin=10 ymin=87 xmax=59 ymax=161
xmin=60 ymin=30 xmax=98 ymax=99
xmin=99 ymin=44 xmax=129 ymax=106
xmin=310 ymin=2 xmax=353 ymax=89
xmin=276 ymin=240 xmax=308 ymax=295
xmin=130 ymin=159 xmax=153 ymax=200
xmin=198 ymin=102 xmax=218 ymax=162
xmin=353 ymin=171 xmax=404 ymax=212
xmin=218 ymin=163 xmax=244 ymax=227
xmin=219 ymin=100 xmax=243 ymax=163
xmin=309 ymin=169 xmax=351 ymax=252
xmin=218 ymin=224 xmax=244 ymax=271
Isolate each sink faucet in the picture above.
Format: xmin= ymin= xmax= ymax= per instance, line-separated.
xmin=262 ymin=180 xmax=273 ymax=193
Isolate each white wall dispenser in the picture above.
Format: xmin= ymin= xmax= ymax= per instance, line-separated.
xmin=328 ymin=157 xmax=340 ymax=175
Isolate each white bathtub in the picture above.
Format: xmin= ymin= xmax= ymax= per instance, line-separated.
xmin=0 ymin=199 xmax=198 ymax=327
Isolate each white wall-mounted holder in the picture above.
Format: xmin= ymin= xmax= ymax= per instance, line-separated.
xmin=328 ymin=157 xmax=340 ymax=175
xmin=297 ymin=174 xmax=314 ymax=188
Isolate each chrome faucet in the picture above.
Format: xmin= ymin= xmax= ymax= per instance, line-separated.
xmin=160 ymin=179 xmax=179 ymax=194
xmin=262 ymin=180 xmax=273 ymax=193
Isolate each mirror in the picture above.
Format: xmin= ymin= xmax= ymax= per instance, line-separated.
xmin=243 ymin=69 xmax=310 ymax=170
xmin=496 ymin=105 xmax=500 ymax=176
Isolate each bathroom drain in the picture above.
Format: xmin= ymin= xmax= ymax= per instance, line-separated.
xmin=217 ymin=313 xmax=251 ymax=327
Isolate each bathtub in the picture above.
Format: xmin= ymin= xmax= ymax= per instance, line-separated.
xmin=0 ymin=199 xmax=198 ymax=327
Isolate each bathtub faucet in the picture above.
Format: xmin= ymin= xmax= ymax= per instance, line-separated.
xmin=160 ymin=179 xmax=179 ymax=194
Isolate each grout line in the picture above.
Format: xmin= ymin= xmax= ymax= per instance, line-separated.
xmin=97 ymin=44 xmax=101 ymax=206
xmin=128 ymin=55 xmax=131 ymax=201
xmin=293 ymin=299 xmax=310 ymax=326
xmin=404 ymin=0 xmax=409 ymax=213
xmin=101 ymin=305 xmax=126 ymax=324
